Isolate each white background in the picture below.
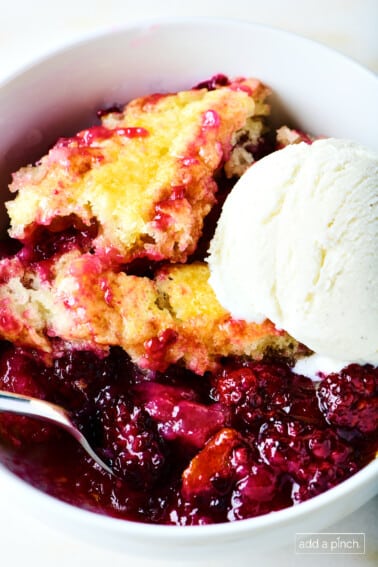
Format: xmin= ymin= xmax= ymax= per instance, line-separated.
xmin=0 ymin=1 xmax=377 ymax=566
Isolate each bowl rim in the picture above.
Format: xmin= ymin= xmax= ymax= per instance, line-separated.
xmin=0 ymin=16 xmax=377 ymax=540
xmin=1 ymin=457 xmax=377 ymax=540
xmin=0 ymin=16 xmax=377 ymax=90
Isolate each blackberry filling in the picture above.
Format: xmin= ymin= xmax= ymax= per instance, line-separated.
xmin=0 ymin=78 xmax=376 ymax=525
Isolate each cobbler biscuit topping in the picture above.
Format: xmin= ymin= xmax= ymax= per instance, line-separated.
xmin=7 ymin=78 xmax=269 ymax=264
xmin=0 ymin=76 xmax=376 ymax=525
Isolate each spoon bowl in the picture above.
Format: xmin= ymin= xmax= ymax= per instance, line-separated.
xmin=0 ymin=390 xmax=114 ymax=476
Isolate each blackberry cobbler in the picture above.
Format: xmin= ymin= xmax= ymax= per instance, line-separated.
xmin=0 ymin=75 xmax=376 ymax=525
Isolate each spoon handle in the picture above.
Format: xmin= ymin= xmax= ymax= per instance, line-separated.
xmin=0 ymin=390 xmax=72 ymax=428
xmin=0 ymin=390 xmax=114 ymax=476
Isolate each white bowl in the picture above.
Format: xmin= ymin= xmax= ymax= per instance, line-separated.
xmin=0 ymin=18 xmax=377 ymax=564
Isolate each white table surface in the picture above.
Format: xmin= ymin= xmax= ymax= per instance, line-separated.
xmin=0 ymin=1 xmax=377 ymax=566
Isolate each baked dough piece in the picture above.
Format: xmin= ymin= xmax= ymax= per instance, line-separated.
xmin=0 ymin=253 xmax=301 ymax=375
xmin=7 ymin=78 xmax=269 ymax=264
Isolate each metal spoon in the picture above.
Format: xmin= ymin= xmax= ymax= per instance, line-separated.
xmin=0 ymin=390 xmax=114 ymax=476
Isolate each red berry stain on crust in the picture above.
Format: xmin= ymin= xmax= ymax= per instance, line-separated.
xmin=141 ymin=329 xmax=179 ymax=371
xmin=194 ymin=74 xmax=230 ymax=91
xmin=202 ymin=110 xmax=220 ymax=128
xmin=57 ymin=125 xmax=149 ymax=148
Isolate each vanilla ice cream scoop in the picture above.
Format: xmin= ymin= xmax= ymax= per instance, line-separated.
xmin=208 ymin=138 xmax=378 ymax=365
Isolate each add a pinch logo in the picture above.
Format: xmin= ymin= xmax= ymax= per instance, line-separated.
xmin=295 ymin=533 xmax=365 ymax=555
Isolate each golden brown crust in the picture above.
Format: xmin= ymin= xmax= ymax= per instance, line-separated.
xmin=7 ymin=79 xmax=270 ymax=264
xmin=0 ymin=254 xmax=300 ymax=375
xmin=0 ymin=78 xmax=305 ymax=376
